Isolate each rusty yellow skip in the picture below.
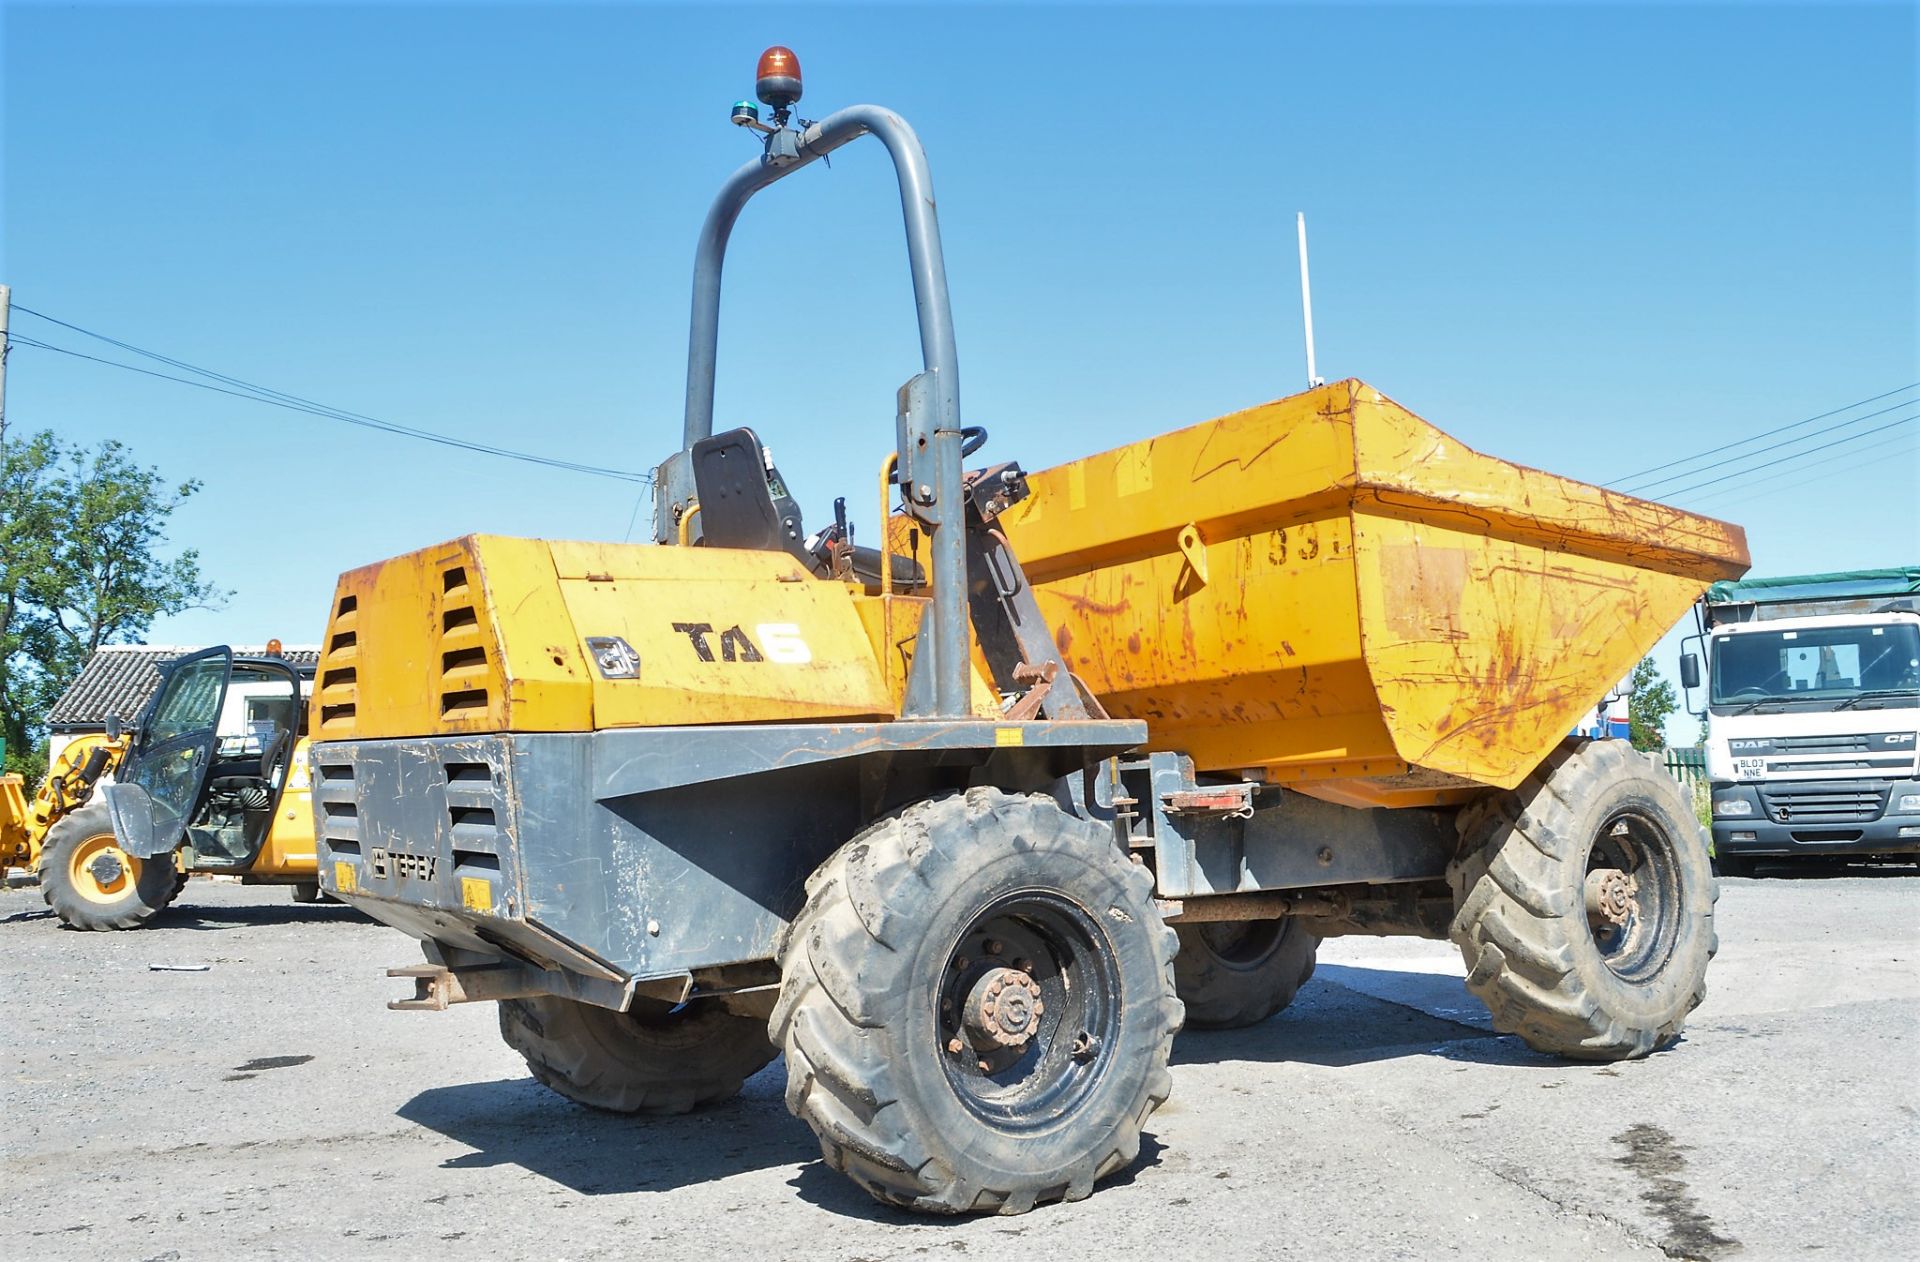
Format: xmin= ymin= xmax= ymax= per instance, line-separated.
xmin=1000 ymin=379 xmax=1747 ymax=805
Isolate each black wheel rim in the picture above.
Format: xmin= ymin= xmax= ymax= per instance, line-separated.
xmin=935 ymin=890 xmax=1119 ymax=1131
xmin=1584 ymin=809 xmax=1683 ymax=983
xmin=1196 ymin=918 xmax=1285 ymax=969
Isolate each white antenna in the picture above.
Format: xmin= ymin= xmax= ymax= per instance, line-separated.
xmin=1296 ymin=212 xmax=1325 ymax=387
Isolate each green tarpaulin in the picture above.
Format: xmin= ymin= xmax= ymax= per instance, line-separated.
xmin=1707 ymin=566 xmax=1920 ymax=605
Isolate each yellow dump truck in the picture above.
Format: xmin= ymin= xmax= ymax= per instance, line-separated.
xmin=305 ymin=53 xmax=1748 ymax=1217
xmin=34 ymin=648 xmax=322 ymax=929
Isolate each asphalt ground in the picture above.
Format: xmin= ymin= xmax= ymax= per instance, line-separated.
xmin=3 ymin=865 xmax=1916 ymax=1261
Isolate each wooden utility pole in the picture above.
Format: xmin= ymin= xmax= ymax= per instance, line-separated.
xmin=0 ymin=283 xmax=10 ymax=450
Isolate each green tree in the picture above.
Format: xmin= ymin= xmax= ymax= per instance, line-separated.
xmin=0 ymin=431 xmax=224 ymax=778
xmin=0 ymin=432 xmax=63 ymax=774
xmin=1626 ymin=656 xmax=1677 ymax=753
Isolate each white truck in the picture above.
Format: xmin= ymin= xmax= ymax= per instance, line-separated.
xmin=1681 ymin=568 xmax=1920 ymax=875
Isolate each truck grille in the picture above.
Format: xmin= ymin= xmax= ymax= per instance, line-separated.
xmin=1757 ymin=782 xmax=1888 ymax=825
xmin=1769 ymin=733 xmax=1870 ymax=754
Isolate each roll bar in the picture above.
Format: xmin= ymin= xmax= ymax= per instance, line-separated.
xmin=676 ymin=105 xmax=971 ymax=719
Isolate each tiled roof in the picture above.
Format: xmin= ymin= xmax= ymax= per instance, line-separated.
xmin=44 ymin=645 xmax=320 ymax=730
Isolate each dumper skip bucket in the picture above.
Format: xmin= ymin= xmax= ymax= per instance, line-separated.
xmin=998 ymin=380 xmax=1750 ymax=807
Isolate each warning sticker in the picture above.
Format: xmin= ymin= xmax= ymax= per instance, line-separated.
xmin=460 ymin=876 xmax=493 ymax=913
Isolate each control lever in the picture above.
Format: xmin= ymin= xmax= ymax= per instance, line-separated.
xmin=805 ymin=497 xmax=857 ymax=580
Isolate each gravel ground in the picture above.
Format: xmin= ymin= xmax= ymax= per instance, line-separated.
xmin=3 ymin=867 xmax=1916 ymax=1261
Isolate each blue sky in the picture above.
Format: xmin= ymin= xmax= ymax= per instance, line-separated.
xmin=4 ymin=2 xmax=1915 ymax=739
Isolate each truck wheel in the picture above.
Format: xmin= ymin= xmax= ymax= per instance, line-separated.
xmin=1173 ymin=919 xmax=1318 ymax=1028
xmin=498 ymin=993 xmax=776 ymax=1115
xmin=290 ymin=881 xmax=337 ymax=904
xmin=39 ymin=801 xmax=178 ymax=931
xmin=773 ymin=787 xmax=1183 ymax=1215
xmin=1448 ymin=739 xmax=1717 ymax=1061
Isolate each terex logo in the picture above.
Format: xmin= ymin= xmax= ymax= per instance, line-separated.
xmin=370 ymin=847 xmax=437 ymax=882
xmin=671 ymin=622 xmax=812 ymax=664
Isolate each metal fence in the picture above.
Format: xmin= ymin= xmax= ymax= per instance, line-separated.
xmin=1658 ymin=745 xmax=1708 ymax=790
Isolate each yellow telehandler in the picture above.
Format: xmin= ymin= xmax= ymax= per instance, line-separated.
xmin=7 ymin=647 xmax=321 ymax=929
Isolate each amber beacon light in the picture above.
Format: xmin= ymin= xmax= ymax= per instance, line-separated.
xmin=755 ymin=46 xmax=803 ymax=110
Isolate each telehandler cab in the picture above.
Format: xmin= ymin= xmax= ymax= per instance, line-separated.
xmin=310 ymin=49 xmax=1749 ymax=1215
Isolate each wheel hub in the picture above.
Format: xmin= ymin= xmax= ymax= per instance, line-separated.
xmin=963 ymin=966 xmax=1045 ymax=1049
xmin=1585 ymin=866 xmax=1637 ymax=927
xmin=87 ymin=850 xmax=126 ymax=887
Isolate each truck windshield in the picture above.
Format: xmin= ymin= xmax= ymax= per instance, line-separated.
xmin=1710 ymin=623 xmax=1920 ymax=711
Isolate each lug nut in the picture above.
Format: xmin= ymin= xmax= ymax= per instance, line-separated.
xmin=952 ymin=956 xmax=969 ymax=971
xmin=978 ymin=1059 xmax=992 ymax=1072
xmin=948 ymin=1038 xmax=964 ymax=1055
xmin=986 ymin=939 xmax=1003 ymax=955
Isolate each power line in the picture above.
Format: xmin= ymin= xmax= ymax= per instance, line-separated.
xmin=1618 ymin=393 xmax=1920 ymax=496
xmin=1606 ymin=382 xmax=1919 ymax=491
xmin=1704 ymin=436 xmax=1920 ymax=517
xmin=1688 ymin=426 xmax=1920 ymax=509
xmin=1657 ymin=412 xmax=1917 ymax=500
xmin=6 ymin=309 xmax=653 ymax=484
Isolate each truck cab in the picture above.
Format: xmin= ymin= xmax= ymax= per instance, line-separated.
xmin=1684 ymin=569 xmax=1920 ymax=873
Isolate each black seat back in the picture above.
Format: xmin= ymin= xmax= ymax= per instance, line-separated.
xmin=691 ymin=427 xmax=805 ymax=554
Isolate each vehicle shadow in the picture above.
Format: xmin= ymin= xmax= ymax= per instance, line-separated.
xmin=398 ymin=1071 xmax=806 ymax=1196
xmin=153 ymin=901 xmax=375 ymax=929
xmin=398 ymin=1069 xmax=1166 ymax=1220
xmin=396 ymin=968 xmax=1560 ymax=1209
xmin=1171 ymin=967 xmax=1554 ymax=1070
xmin=395 ymin=964 xmax=1560 ymax=1214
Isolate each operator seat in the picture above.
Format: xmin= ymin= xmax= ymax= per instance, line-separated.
xmin=690 ymin=427 xmax=809 ymax=559
xmin=690 ymin=426 xmax=926 ymax=586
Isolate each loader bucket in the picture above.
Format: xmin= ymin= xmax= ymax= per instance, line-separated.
xmin=998 ymin=379 xmax=1750 ymax=807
